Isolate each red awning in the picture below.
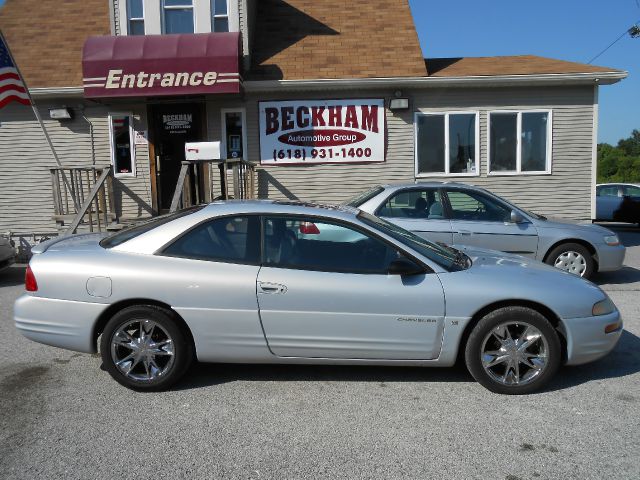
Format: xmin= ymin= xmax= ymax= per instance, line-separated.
xmin=82 ymin=32 xmax=241 ymax=98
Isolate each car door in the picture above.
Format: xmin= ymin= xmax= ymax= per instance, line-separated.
xmin=159 ymin=215 xmax=265 ymax=361
xmin=375 ymin=187 xmax=453 ymax=244
xmin=596 ymin=185 xmax=623 ymax=221
xmin=256 ymin=215 xmax=446 ymax=360
xmin=444 ymin=188 xmax=539 ymax=257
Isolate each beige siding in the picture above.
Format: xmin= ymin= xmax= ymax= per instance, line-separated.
xmin=0 ymin=101 xmax=152 ymax=234
xmin=234 ymin=85 xmax=595 ymax=220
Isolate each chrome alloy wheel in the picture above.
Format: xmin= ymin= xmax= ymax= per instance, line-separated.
xmin=480 ymin=322 xmax=549 ymax=386
xmin=554 ymin=250 xmax=587 ymax=276
xmin=110 ymin=319 xmax=175 ymax=382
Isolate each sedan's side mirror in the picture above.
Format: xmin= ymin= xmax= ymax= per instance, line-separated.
xmin=388 ymin=258 xmax=424 ymax=276
xmin=510 ymin=210 xmax=525 ymax=223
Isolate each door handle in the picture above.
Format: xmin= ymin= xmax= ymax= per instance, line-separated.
xmin=457 ymin=230 xmax=472 ymax=236
xmin=258 ymin=282 xmax=287 ymax=294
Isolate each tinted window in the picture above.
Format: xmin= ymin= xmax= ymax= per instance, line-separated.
xmin=263 ymin=216 xmax=400 ymax=274
xmin=623 ymin=186 xmax=640 ymax=197
xmin=378 ymin=189 xmax=445 ymax=219
xmin=446 ymin=190 xmax=511 ymax=222
xmin=163 ymin=216 xmax=260 ymax=264
xmin=597 ymin=186 xmax=619 ymax=197
xmin=100 ymin=206 xmax=205 ymax=249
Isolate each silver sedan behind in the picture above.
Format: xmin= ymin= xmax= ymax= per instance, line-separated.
xmin=350 ymin=183 xmax=625 ymax=279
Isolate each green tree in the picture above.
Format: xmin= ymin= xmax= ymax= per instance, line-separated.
xmin=597 ymin=130 xmax=640 ymax=183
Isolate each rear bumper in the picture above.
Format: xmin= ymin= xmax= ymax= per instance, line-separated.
xmin=562 ymin=310 xmax=622 ymax=365
xmin=596 ymin=244 xmax=626 ymax=272
xmin=14 ymin=294 xmax=107 ymax=353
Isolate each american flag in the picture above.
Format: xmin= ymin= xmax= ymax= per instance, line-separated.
xmin=0 ymin=33 xmax=30 ymax=109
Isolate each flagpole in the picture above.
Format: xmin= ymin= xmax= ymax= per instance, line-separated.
xmin=0 ymin=29 xmax=79 ymax=210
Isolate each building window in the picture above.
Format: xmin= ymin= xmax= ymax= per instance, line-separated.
xmin=127 ymin=0 xmax=145 ymax=35
xmin=415 ymin=112 xmax=479 ymax=177
xmin=163 ymin=0 xmax=194 ymax=34
xmin=489 ymin=111 xmax=552 ymax=175
xmin=109 ymin=114 xmax=136 ymax=177
xmin=221 ymin=109 xmax=247 ymax=160
xmin=212 ymin=0 xmax=229 ymax=32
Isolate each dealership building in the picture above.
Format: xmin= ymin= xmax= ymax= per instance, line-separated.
xmin=0 ymin=0 xmax=627 ymax=242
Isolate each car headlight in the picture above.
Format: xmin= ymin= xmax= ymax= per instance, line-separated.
xmin=592 ymin=297 xmax=616 ymax=316
xmin=603 ymin=235 xmax=620 ymax=246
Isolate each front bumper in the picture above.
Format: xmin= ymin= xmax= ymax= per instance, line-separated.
xmin=562 ymin=310 xmax=622 ymax=365
xmin=596 ymin=243 xmax=626 ymax=272
xmin=14 ymin=294 xmax=108 ymax=353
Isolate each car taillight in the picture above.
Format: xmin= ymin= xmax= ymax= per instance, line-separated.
xmin=25 ymin=265 xmax=38 ymax=292
xmin=299 ymin=222 xmax=320 ymax=235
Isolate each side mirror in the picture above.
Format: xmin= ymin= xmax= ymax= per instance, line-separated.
xmin=388 ymin=257 xmax=424 ymax=276
xmin=510 ymin=210 xmax=525 ymax=223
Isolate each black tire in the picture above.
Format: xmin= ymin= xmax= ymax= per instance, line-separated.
xmin=544 ymin=242 xmax=595 ymax=279
xmin=100 ymin=305 xmax=193 ymax=391
xmin=465 ymin=306 xmax=561 ymax=395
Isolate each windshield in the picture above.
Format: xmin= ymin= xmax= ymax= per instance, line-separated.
xmin=357 ymin=211 xmax=469 ymax=271
xmin=344 ymin=186 xmax=385 ymax=207
xmin=100 ymin=206 xmax=205 ymax=249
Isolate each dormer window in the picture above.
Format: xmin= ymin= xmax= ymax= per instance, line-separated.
xmin=163 ymin=0 xmax=195 ymax=34
xmin=127 ymin=0 xmax=145 ymax=35
xmin=212 ymin=0 xmax=229 ymax=32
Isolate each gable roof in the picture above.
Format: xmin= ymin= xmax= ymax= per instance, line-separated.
xmin=247 ymin=0 xmax=427 ymax=80
xmin=0 ymin=0 xmax=111 ymax=88
xmin=425 ymin=55 xmax=622 ymax=77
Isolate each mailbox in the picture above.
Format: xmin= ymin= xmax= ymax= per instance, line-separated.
xmin=185 ymin=141 xmax=221 ymax=161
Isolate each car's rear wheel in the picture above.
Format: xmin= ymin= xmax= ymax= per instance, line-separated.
xmin=465 ymin=307 xmax=561 ymax=395
xmin=545 ymin=242 xmax=595 ymax=278
xmin=100 ymin=305 xmax=193 ymax=391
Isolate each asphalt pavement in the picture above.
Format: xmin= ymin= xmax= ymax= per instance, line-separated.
xmin=1 ymin=224 xmax=639 ymax=479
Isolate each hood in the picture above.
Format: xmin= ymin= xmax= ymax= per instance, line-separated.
xmin=454 ymin=244 xmax=561 ymax=274
xmin=534 ymin=217 xmax=615 ymax=235
xmin=31 ymin=233 xmax=108 ymax=254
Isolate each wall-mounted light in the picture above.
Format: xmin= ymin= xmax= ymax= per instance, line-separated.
xmin=49 ymin=107 xmax=73 ymax=120
xmin=389 ymin=98 xmax=409 ymax=110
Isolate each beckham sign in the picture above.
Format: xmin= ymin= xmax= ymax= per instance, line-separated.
xmin=259 ymin=99 xmax=385 ymax=165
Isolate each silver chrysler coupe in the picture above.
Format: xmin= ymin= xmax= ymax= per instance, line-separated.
xmin=14 ymin=201 xmax=622 ymax=394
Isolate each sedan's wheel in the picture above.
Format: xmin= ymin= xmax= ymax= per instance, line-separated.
xmin=100 ymin=305 xmax=193 ymax=391
xmin=465 ymin=307 xmax=561 ymax=395
xmin=545 ymin=242 xmax=594 ymax=279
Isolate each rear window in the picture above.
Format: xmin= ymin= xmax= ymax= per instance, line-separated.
xmin=343 ymin=186 xmax=384 ymax=207
xmin=100 ymin=206 xmax=205 ymax=249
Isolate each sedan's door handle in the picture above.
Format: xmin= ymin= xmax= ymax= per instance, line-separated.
xmin=258 ymin=282 xmax=287 ymax=294
xmin=457 ymin=230 xmax=472 ymax=236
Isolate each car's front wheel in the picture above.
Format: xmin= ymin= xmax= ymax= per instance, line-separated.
xmin=465 ymin=307 xmax=561 ymax=394
xmin=545 ymin=242 xmax=595 ymax=278
xmin=100 ymin=305 xmax=193 ymax=391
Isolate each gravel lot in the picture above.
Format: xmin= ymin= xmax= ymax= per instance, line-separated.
xmin=1 ymin=225 xmax=639 ymax=479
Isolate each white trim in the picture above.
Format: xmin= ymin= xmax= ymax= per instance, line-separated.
xmin=487 ymin=109 xmax=553 ymax=176
xmin=220 ymin=107 xmax=247 ymax=160
xmin=243 ymin=71 xmax=628 ymax=92
xmin=414 ymin=110 xmax=480 ymax=178
xmin=108 ymin=112 xmax=137 ymax=178
xmin=117 ymin=0 xmax=129 ymax=35
xmin=591 ymin=85 xmax=599 ymax=220
xmin=144 ymin=0 xmax=162 ymax=34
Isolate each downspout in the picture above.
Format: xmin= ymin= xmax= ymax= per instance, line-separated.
xmin=80 ymin=109 xmax=96 ymax=167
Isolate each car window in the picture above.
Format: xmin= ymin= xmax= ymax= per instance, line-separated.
xmin=162 ymin=215 xmax=260 ymax=264
xmin=263 ymin=216 xmax=401 ymax=274
xmin=377 ymin=189 xmax=446 ymax=219
xmin=622 ymin=185 xmax=640 ymax=197
xmin=597 ymin=186 xmax=620 ymax=197
xmin=446 ymin=189 xmax=511 ymax=222
xmin=343 ymin=186 xmax=385 ymax=207
xmin=100 ymin=205 xmax=205 ymax=248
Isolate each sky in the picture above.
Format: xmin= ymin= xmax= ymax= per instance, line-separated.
xmin=0 ymin=0 xmax=636 ymax=143
xmin=408 ymin=0 xmax=639 ymax=145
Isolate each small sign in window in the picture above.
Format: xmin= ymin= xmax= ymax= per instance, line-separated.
xmin=110 ymin=114 xmax=135 ymax=176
